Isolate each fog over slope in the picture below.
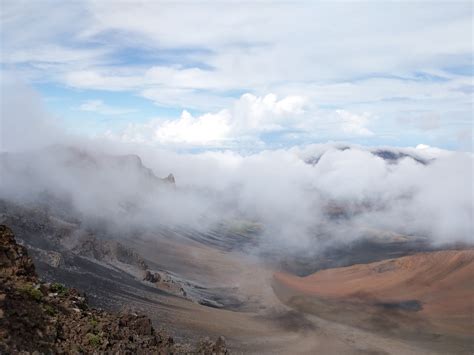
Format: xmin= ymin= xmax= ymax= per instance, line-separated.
xmin=1 ymin=81 xmax=473 ymax=258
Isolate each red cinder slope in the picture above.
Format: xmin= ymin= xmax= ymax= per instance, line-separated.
xmin=274 ymin=249 xmax=474 ymax=337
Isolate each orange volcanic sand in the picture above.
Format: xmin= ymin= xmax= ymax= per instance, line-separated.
xmin=274 ymin=249 xmax=474 ymax=337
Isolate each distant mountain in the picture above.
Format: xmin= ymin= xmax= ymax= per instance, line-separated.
xmin=369 ymin=148 xmax=429 ymax=165
xmin=0 ymin=146 xmax=176 ymax=224
xmin=303 ymin=145 xmax=430 ymax=166
xmin=0 ymin=145 xmax=175 ymax=187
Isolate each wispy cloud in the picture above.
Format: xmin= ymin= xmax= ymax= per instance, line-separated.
xmin=78 ymin=100 xmax=137 ymax=116
xmin=1 ymin=0 xmax=472 ymax=149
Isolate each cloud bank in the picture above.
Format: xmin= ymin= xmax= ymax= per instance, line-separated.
xmin=1 ymin=83 xmax=472 ymax=255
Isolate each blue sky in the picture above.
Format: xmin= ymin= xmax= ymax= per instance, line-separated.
xmin=1 ymin=1 xmax=472 ymax=151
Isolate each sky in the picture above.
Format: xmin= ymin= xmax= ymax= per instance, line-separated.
xmin=1 ymin=0 xmax=473 ymax=152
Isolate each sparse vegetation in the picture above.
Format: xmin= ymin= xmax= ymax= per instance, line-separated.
xmin=90 ymin=318 xmax=99 ymax=334
xmin=50 ymin=282 xmax=68 ymax=296
xmin=43 ymin=304 xmax=57 ymax=316
xmin=19 ymin=284 xmax=43 ymax=301
xmin=1 ymin=221 xmax=229 ymax=354
xmin=86 ymin=333 xmax=102 ymax=348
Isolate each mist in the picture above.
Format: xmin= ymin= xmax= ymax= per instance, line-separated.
xmin=1 ymin=82 xmax=472 ymax=259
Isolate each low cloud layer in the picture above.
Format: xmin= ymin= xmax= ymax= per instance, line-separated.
xmin=1 ymin=83 xmax=472 ymax=258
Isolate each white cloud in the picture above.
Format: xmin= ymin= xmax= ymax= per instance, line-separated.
xmin=108 ymin=93 xmax=380 ymax=146
xmin=398 ymin=112 xmax=441 ymax=131
xmin=4 ymin=1 xmax=472 ymax=91
xmin=145 ymin=66 xmax=220 ymax=90
xmin=78 ymin=99 xmax=137 ymax=115
xmin=1 ymin=81 xmax=472 ymax=246
xmin=79 ymin=1 xmax=472 ymax=78
xmin=415 ymin=144 xmax=451 ymax=159
xmin=154 ymin=110 xmax=232 ymax=145
xmin=64 ymin=70 xmax=144 ymax=91
xmin=1 ymin=1 xmax=472 ymax=147
xmin=109 ymin=93 xmax=307 ymax=146
xmin=140 ymin=87 xmax=233 ymax=111
xmin=336 ymin=110 xmax=374 ymax=136
xmin=2 ymin=45 xmax=107 ymax=65
xmin=231 ymin=93 xmax=307 ymax=133
xmin=0 ymin=78 xmax=67 ymax=152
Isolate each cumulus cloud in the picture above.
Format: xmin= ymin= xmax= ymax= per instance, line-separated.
xmin=154 ymin=110 xmax=232 ymax=145
xmin=232 ymin=94 xmax=306 ymax=132
xmin=109 ymin=93 xmax=381 ymax=147
xmin=111 ymin=93 xmax=307 ymax=146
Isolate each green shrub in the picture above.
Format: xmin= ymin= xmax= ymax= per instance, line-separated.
xmin=44 ymin=304 xmax=57 ymax=316
xmin=50 ymin=282 xmax=68 ymax=296
xmin=90 ymin=318 xmax=99 ymax=334
xmin=86 ymin=333 xmax=102 ymax=348
xmin=19 ymin=284 xmax=43 ymax=301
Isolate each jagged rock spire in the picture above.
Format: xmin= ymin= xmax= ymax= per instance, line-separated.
xmin=163 ymin=173 xmax=175 ymax=185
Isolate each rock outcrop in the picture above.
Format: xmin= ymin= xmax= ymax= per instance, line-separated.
xmin=163 ymin=173 xmax=176 ymax=185
xmin=72 ymin=235 xmax=149 ymax=270
xmin=143 ymin=270 xmax=162 ymax=283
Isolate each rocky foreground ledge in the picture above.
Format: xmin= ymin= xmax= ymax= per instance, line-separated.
xmin=0 ymin=225 xmax=228 ymax=354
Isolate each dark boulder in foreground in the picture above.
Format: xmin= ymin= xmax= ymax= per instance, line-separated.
xmin=0 ymin=225 xmax=228 ymax=354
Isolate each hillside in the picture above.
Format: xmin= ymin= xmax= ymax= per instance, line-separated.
xmin=0 ymin=225 xmax=227 ymax=354
xmin=273 ymin=250 xmax=474 ymax=352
